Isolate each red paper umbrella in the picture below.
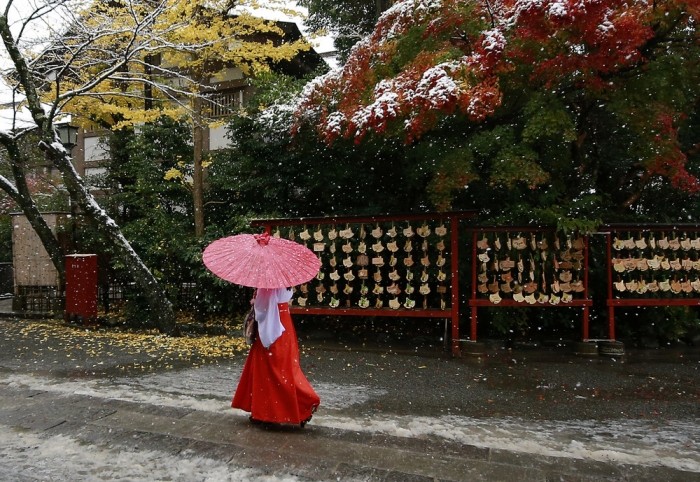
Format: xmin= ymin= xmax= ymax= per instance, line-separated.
xmin=202 ymin=232 xmax=321 ymax=288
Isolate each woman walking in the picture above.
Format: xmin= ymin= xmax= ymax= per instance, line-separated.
xmin=232 ymin=287 xmax=319 ymax=426
xmin=202 ymin=231 xmax=322 ymax=427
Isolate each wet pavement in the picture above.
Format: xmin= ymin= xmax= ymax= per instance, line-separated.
xmin=0 ymin=316 xmax=699 ymax=481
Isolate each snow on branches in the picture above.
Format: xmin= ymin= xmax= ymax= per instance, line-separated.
xmin=294 ymin=0 xmax=664 ymax=142
xmin=294 ymin=0 xmax=507 ymax=142
xmin=292 ymin=0 xmax=700 ymax=193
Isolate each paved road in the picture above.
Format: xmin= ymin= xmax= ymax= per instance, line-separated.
xmin=0 ymin=318 xmax=699 ymax=481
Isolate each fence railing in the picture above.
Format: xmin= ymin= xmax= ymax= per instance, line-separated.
xmin=10 ymin=217 xmax=700 ymax=356
xmin=467 ymin=226 xmax=593 ymax=342
xmin=601 ymin=224 xmax=700 ymax=340
xmin=249 ymin=218 xmax=700 ymax=355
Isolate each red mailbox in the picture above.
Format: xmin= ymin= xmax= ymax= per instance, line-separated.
xmin=65 ymin=254 xmax=98 ymax=323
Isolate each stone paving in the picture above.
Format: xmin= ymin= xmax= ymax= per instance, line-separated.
xmin=0 ymin=317 xmax=699 ymax=481
xmin=3 ymin=384 xmax=696 ymax=481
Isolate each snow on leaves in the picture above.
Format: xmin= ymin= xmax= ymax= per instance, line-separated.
xmin=294 ymin=0 xmax=508 ymax=142
xmin=292 ymin=0 xmax=700 ymax=194
xmin=379 ymin=0 xmax=445 ymax=40
xmin=294 ymin=0 xmax=665 ymax=141
xmin=509 ymin=0 xmax=655 ymax=85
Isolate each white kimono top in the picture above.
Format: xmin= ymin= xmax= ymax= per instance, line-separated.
xmin=254 ymin=287 xmax=293 ymax=348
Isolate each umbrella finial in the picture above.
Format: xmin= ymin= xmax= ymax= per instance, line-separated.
xmin=254 ymin=232 xmax=271 ymax=246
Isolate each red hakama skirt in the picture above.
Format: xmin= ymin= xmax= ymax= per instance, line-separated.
xmin=232 ymin=303 xmax=320 ymax=424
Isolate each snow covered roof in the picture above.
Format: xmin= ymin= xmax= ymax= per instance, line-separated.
xmin=0 ymin=98 xmax=38 ymax=133
xmin=0 ymin=96 xmax=70 ymax=134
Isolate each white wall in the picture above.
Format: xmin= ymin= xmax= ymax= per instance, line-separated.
xmin=208 ymin=125 xmax=230 ymax=151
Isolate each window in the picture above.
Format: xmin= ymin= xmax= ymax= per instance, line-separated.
xmin=84 ymin=137 xmax=110 ymax=162
xmin=205 ymin=90 xmax=245 ymax=118
xmin=85 ymin=166 xmax=108 ymax=189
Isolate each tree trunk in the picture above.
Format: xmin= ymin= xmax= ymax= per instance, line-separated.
xmin=1 ymin=13 xmax=178 ymax=336
xmin=46 ymin=143 xmax=180 ymax=335
xmin=193 ymin=94 xmax=205 ymax=238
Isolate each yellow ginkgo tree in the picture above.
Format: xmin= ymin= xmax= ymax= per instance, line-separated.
xmin=48 ymin=0 xmax=312 ymax=236
xmin=0 ymin=0 xmax=312 ymax=334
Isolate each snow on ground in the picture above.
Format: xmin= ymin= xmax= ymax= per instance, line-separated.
xmin=318 ymin=414 xmax=700 ymax=473
xmin=2 ymin=367 xmax=700 ymax=473
xmin=0 ymin=426 xmax=299 ymax=482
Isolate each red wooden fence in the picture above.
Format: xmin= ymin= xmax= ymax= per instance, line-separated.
xmin=249 ymin=216 xmax=700 ymax=355
xmin=467 ymin=227 xmax=593 ymax=342
xmin=603 ymin=224 xmax=700 ymax=340
xmin=252 ymin=211 xmax=477 ymax=355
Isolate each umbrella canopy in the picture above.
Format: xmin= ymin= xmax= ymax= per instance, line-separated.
xmin=203 ymin=232 xmax=321 ymax=288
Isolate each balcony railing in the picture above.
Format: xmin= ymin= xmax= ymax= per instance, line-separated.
xmin=205 ymin=90 xmax=245 ymax=118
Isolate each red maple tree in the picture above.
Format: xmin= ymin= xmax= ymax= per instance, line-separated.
xmin=293 ymin=0 xmax=700 ymax=203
